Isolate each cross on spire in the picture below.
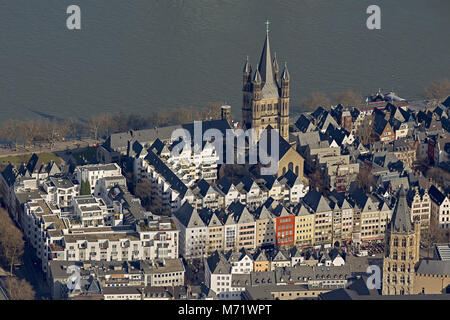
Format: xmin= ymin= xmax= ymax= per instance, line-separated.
xmin=265 ymin=20 xmax=270 ymax=35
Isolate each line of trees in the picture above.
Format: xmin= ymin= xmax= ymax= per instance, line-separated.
xmin=0 ymin=102 xmax=224 ymax=149
xmin=0 ymin=207 xmax=35 ymax=300
xmin=300 ymin=89 xmax=363 ymax=112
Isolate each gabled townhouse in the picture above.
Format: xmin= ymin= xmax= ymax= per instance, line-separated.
xmin=327 ymin=191 xmax=354 ymax=243
xmin=348 ymin=188 xmax=392 ymax=242
xmin=293 ymin=204 xmax=315 ymax=247
xmin=271 ymin=204 xmax=295 ymax=247
xmin=228 ymin=202 xmax=256 ymax=250
xmin=205 ymin=251 xmax=237 ymax=300
xmin=278 ymin=170 xmax=309 ymax=204
xmin=373 ymin=115 xmax=395 ymax=143
xmin=270 ymin=249 xmax=291 ymax=270
xmin=407 ymin=187 xmax=431 ymax=230
xmin=215 ymin=177 xmax=239 ymax=208
xmin=303 ymin=190 xmax=333 ymax=246
xmin=253 ymin=250 xmax=270 ymax=272
xmin=235 ymin=176 xmax=266 ymax=211
xmin=173 ymin=202 xmax=207 ymax=259
xmin=198 ymin=208 xmax=224 ymax=254
xmin=429 ymin=185 xmax=450 ymax=229
xmin=253 ymin=205 xmax=276 ymax=247
xmin=188 ymin=179 xmax=222 ymax=211
xmin=226 ymin=248 xmax=254 ymax=274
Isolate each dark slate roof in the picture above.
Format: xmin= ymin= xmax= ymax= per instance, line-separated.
xmin=261 ymin=175 xmax=277 ymax=190
xmin=295 ymin=114 xmax=313 ymax=133
xmin=206 ymin=251 xmax=231 ymax=274
xmin=149 ymin=138 xmax=165 ymax=156
xmin=415 ymin=259 xmax=450 ymax=275
xmin=303 ymin=189 xmax=331 ymax=212
xmin=237 ymin=175 xmax=255 ymax=193
xmin=391 ymin=186 xmax=412 ymax=233
xmin=196 ymin=179 xmax=211 ymax=198
xmin=442 ymin=96 xmax=450 ymax=108
xmin=429 ymin=185 xmax=446 ymax=205
xmin=1 ymin=164 xmax=17 ymax=187
xmin=216 ymin=176 xmax=233 ymax=194
xmin=311 ymin=107 xmax=326 ymax=120
xmin=278 ymin=170 xmax=298 ymax=188
xmin=373 ymin=115 xmax=389 ymax=136
xmin=144 ymin=150 xmax=187 ymax=198
xmin=174 ymin=201 xmax=205 ymax=228
xmin=257 ymin=126 xmax=292 ymax=159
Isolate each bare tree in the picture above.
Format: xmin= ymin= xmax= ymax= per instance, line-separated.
xmin=424 ymin=78 xmax=450 ymax=101
xmin=355 ymin=167 xmax=377 ymax=193
xmin=301 ymin=92 xmax=331 ymax=112
xmin=308 ymin=168 xmax=327 ymax=194
xmin=3 ymin=277 xmax=35 ymax=300
xmin=355 ymin=115 xmax=375 ymax=145
xmin=0 ymin=208 xmax=25 ymax=275
xmin=87 ymin=115 xmax=103 ymax=140
xmin=135 ymin=179 xmax=152 ymax=210
xmin=333 ymin=89 xmax=362 ymax=107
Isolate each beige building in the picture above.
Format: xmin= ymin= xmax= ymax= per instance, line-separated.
xmin=242 ymin=25 xmax=290 ymax=141
xmin=382 ymin=187 xmax=421 ymax=295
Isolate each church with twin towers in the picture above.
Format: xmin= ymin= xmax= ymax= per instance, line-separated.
xmin=242 ymin=21 xmax=290 ymax=142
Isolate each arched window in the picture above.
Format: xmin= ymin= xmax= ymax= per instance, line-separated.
xmin=400 ymin=264 xmax=405 ymax=272
xmin=400 ymin=275 xmax=405 ymax=284
xmin=401 ymin=252 xmax=406 ymax=261
xmin=295 ymin=166 xmax=299 ymax=176
xmin=386 ymin=275 xmax=390 ymax=283
xmin=392 ymin=275 xmax=397 ymax=284
xmin=393 ymin=238 xmax=398 ymax=247
xmin=402 ymin=239 xmax=407 ymax=247
xmin=392 ymin=264 xmax=397 ymax=272
xmin=288 ymin=162 xmax=294 ymax=172
xmin=393 ymin=251 xmax=398 ymax=260
xmin=282 ymin=167 xmax=286 ymax=175
xmin=409 ymin=238 xmax=413 ymax=246
xmin=409 ymin=251 xmax=414 ymax=260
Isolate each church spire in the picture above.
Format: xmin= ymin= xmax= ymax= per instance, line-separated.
xmin=257 ymin=21 xmax=276 ymax=87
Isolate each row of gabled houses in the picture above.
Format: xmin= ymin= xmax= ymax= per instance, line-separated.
xmin=173 ymin=186 xmax=395 ymax=260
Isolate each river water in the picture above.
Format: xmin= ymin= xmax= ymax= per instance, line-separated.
xmin=0 ymin=0 xmax=449 ymax=122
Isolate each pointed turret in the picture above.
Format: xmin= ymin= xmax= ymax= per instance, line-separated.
xmin=272 ymin=52 xmax=280 ymax=83
xmin=391 ymin=185 xmax=413 ymax=233
xmin=253 ymin=65 xmax=262 ymax=83
xmin=281 ymin=62 xmax=290 ymax=81
xmin=243 ymin=56 xmax=252 ymax=89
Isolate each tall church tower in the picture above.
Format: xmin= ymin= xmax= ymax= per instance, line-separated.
xmin=382 ymin=186 xmax=421 ymax=296
xmin=242 ymin=21 xmax=290 ymax=141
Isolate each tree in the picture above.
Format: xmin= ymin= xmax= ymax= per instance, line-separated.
xmin=0 ymin=208 xmax=25 ymax=275
xmin=308 ymin=168 xmax=327 ymax=194
xmin=355 ymin=115 xmax=375 ymax=146
xmin=201 ymin=102 xmax=224 ymax=120
xmin=333 ymin=89 xmax=362 ymax=107
xmin=80 ymin=179 xmax=91 ymax=195
xmin=424 ymin=78 xmax=450 ymax=101
xmin=301 ymin=92 xmax=330 ymax=112
xmin=135 ymin=179 xmax=152 ymax=210
xmin=355 ymin=167 xmax=377 ymax=193
xmin=87 ymin=115 xmax=103 ymax=140
xmin=3 ymin=277 xmax=35 ymax=300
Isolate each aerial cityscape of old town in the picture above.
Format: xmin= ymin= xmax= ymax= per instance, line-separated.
xmin=0 ymin=4 xmax=449 ymax=306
